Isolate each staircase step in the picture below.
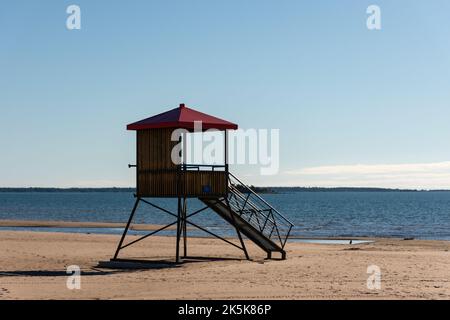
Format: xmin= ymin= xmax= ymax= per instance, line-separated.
xmin=200 ymin=197 xmax=284 ymax=256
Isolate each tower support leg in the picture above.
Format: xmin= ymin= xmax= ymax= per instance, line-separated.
xmin=182 ymin=197 xmax=187 ymax=258
xmin=113 ymin=197 xmax=140 ymax=259
xmin=175 ymin=196 xmax=182 ymax=263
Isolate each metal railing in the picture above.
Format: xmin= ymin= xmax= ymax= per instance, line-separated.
xmin=227 ymin=172 xmax=294 ymax=249
xmin=182 ymin=164 xmax=226 ymax=171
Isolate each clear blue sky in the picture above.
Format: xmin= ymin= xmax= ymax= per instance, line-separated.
xmin=1 ymin=1 xmax=450 ymax=189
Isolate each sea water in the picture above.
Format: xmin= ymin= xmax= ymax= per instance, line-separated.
xmin=0 ymin=191 xmax=449 ymax=240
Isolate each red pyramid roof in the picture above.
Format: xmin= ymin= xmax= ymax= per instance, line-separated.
xmin=127 ymin=104 xmax=238 ymax=131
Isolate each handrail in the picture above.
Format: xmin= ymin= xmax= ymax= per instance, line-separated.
xmin=228 ymin=185 xmax=278 ymax=230
xmin=229 ymin=185 xmax=270 ymax=215
xmin=228 ymin=188 xmax=277 ymax=230
xmin=183 ymin=164 xmax=226 ymax=168
xmin=228 ymin=172 xmax=294 ymax=226
xmin=229 ymin=182 xmax=289 ymax=232
xmin=227 ymin=172 xmax=294 ymax=249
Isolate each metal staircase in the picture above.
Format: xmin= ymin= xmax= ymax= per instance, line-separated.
xmin=200 ymin=172 xmax=294 ymax=259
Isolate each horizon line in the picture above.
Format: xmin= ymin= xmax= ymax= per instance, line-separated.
xmin=1 ymin=186 xmax=450 ymax=192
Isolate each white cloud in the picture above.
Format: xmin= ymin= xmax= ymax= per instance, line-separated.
xmin=282 ymin=161 xmax=450 ymax=189
xmin=286 ymin=161 xmax=450 ymax=175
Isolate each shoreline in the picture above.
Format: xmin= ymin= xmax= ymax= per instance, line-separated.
xmin=0 ymin=219 xmax=179 ymax=231
xmin=1 ymin=219 xmax=449 ymax=242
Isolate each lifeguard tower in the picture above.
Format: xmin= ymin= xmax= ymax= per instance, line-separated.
xmin=112 ymin=103 xmax=294 ymax=263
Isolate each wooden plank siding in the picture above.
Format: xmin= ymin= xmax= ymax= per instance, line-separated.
xmin=137 ymin=128 xmax=178 ymax=197
xmin=136 ymin=128 xmax=227 ymax=198
xmin=181 ymin=171 xmax=227 ymax=198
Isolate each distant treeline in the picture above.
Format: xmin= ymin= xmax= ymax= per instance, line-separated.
xmin=270 ymin=187 xmax=450 ymax=193
xmin=0 ymin=187 xmax=136 ymax=193
xmin=235 ymin=185 xmax=450 ymax=193
xmin=234 ymin=185 xmax=275 ymax=194
xmin=1 ymin=187 xmax=449 ymax=193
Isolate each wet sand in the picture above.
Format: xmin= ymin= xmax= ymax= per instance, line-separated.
xmin=0 ymin=219 xmax=178 ymax=231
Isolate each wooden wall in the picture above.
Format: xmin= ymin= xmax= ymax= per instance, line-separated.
xmin=136 ymin=128 xmax=178 ymax=197
xmin=136 ymin=128 xmax=227 ymax=198
xmin=182 ymin=171 xmax=227 ymax=197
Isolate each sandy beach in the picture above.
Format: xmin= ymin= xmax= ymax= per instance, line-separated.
xmin=0 ymin=229 xmax=449 ymax=300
